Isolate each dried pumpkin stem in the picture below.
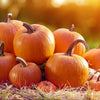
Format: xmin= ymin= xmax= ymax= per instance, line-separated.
xmin=16 ymin=57 xmax=28 ymax=67
xmin=65 ymin=39 xmax=88 ymax=56
xmin=0 ymin=41 xmax=5 ymax=56
xmin=97 ymin=74 xmax=100 ymax=82
xmin=88 ymin=69 xmax=100 ymax=81
xmin=3 ymin=13 xmax=12 ymax=22
xmin=69 ymin=24 xmax=75 ymax=31
xmin=23 ymin=23 xmax=36 ymax=33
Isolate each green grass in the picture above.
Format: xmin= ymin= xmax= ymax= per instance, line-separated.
xmin=86 ymin=39 xmax=100 ymax=50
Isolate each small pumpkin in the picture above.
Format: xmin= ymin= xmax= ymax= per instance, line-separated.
xmin=13 ymin=23 xmax=55 ymax=64
xmin=45 ymin=39 xmax=89 ymax=88
xmin=37 ymin=81 xmax=57 ymax=93
xmin=9 ymin=57 xmax=42 ymax=88
xmin=0 ymin=41 xmax=17 ymax=82
xmin=84 ymin=45 xmax=100 ymax=70
xmin=0 ymin=13 xmax=23 ymax=54
xmin=88 ymin=71 xmax=100 ymax=91
xmin=53 ymin=24 xmax=85 ymax=57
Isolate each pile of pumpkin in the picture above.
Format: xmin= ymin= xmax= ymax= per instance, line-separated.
xmin=0 ymin=13 xmax=100 ymax=93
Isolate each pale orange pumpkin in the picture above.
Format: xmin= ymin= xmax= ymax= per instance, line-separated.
xmin=13 ymin=23 xmax=55 ymax=64
xmin=0 ymin=41 xmax=17 ymax=82
xmin=45 ymin=39 xmax=89 ymax=88
xmin=53 ymin=24 xmax=85 ymax=57
xmin=0 ymin=13 xmax=23 ymax=54
xmin=84 ymin=45 xmax=100 ymax=70
xmin=9 ymin=57 xmax=42 ymax=88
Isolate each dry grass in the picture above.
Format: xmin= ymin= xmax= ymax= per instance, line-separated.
xmin=0 ymin=68 xmax=100 ymax=100
xmin=0 ymin=81 xmax=100 ymax=100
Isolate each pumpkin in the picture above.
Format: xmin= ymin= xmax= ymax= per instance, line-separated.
xmin=13 ymin=23 xmax=55 ymax=64
xmin=88 ymin=71 xmax=100 ymax=91
xmin=9 ymin=57 xmax=42 ymax=88
xmin=37 ymin=81 xmax=57 ymax=93
xmin=0 ymin=41 xmax=17 ymax=82
xmin=45 ymin=39 xmax=89 ymax=88
xmin=0 ymin=13 xmax=23 ymax=54
xmin=53 ymin=24 xmax=85 ymax=57
xmin=84 ymin=45 xmax=100 ymax=70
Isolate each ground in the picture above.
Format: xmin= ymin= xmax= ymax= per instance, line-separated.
xmin=0 ymin=80 xmax=100 ymax=100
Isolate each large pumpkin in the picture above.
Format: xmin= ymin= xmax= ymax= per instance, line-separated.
xmin=0 ymin=13 xmax=23 ymax=54
xmin=84 ymin=46 xmax=100 ymax=70
xmin=9 ymin=57 xmax=42 ymax=88
xmin=0 ymin=41 xmax=17 ymax=82
xmin=13 ymin=23 xmax=55 ymax=64
xmin=45 ymin=39 xmax=89 ymax=88
xmin=53 ymin=24 xmax=85 ymax=57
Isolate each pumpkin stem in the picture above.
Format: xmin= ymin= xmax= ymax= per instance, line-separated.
xmin=16 ymin=57 xmax=28 ymax=67
xmin=88 ymin=69 xmax=100 ymax=81
xmin=65 ymin=39 xmax=88 ymax=56
xmin=23 ymin=23 xmax=36 ymax=33
xmin=3 ymin=13 xmax=12 ymax=22
xmin=0 ymin=41 xmax=5 ymax=56
xmin=97 ymin=74 xmax=100 ymax=82
xmin=69 ymin=24 xmax=75 ymax=31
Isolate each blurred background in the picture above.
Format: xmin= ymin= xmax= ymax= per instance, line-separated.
xmin=0 ymin=0 xmax=100 ymax=49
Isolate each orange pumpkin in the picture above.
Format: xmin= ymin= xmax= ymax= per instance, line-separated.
xmin=53 ymin=24 xmax=85 ymax=57
xmin=9 ymin=57 xmax=42 ymax=88
xmin=0 ymin=41 xmax=17 ymax=82
xmin=37 ymin=81 xmax=57 ymax=93
xmin=45 ymin=39 xmax=89 ymax=88
xmin=84 ymin=46 xmax=100 ymax=70
xmin=0 ymin=13 xmax=23 ymax=54
xmin=13 ymin=23 xmax=55 ymax=64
